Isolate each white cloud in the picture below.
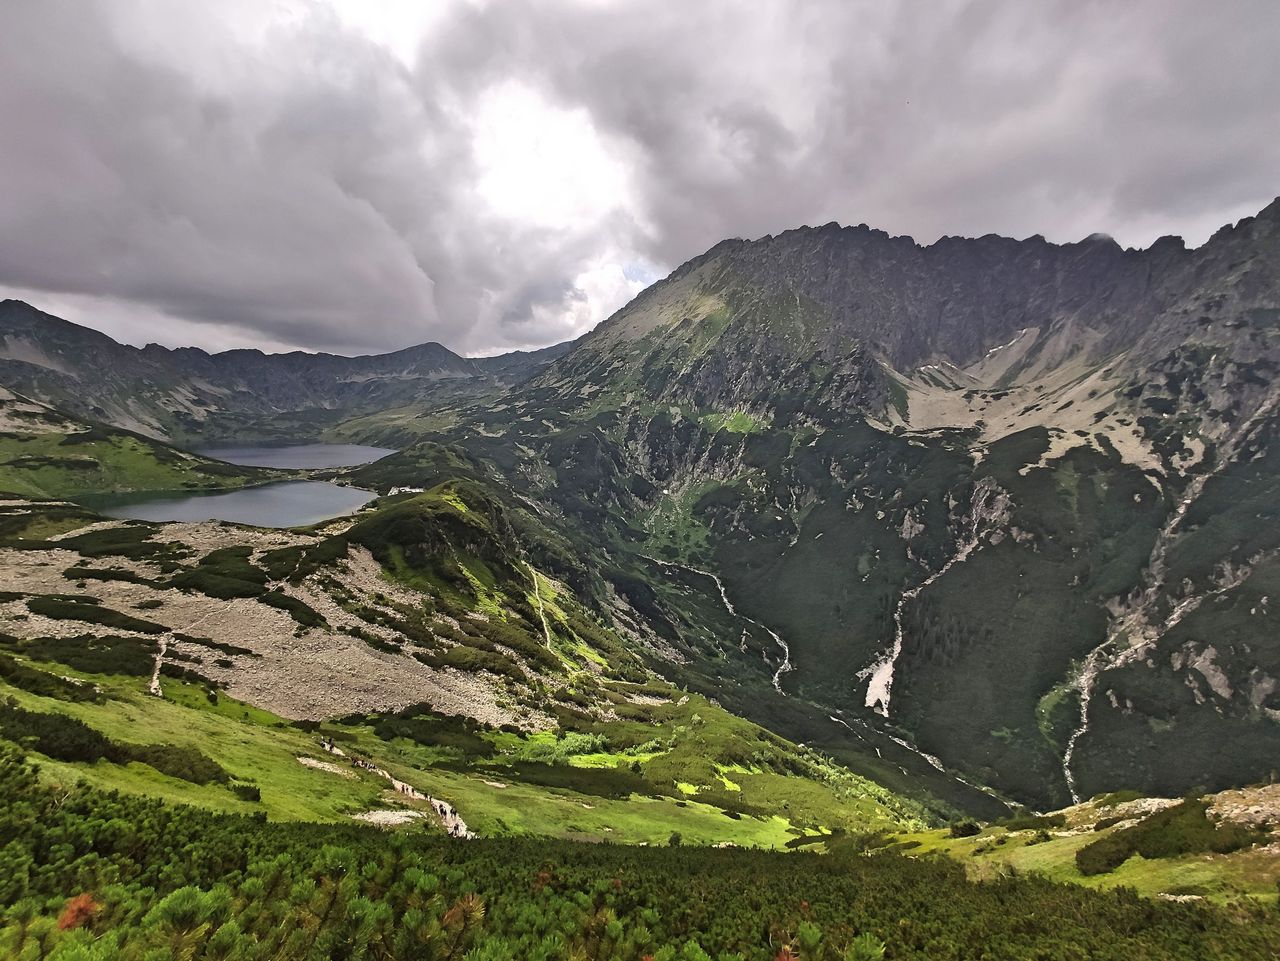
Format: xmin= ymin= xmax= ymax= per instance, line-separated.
xmin=326 ymin=0 xmax=455 ymax=66
xmin=551 ymin=257 xmax=649 ymax=336
xmin=472 ymin=81 xmax=636 ymax=231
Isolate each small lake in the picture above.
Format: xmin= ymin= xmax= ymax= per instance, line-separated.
xmin=194 ymin=443 xmax=396 ymax=469
xmin=88 ymin=481 xmax=377 ymax=528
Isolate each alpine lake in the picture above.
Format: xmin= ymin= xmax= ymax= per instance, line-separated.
xmin=79 ymin=443 xmax=394 ymax=528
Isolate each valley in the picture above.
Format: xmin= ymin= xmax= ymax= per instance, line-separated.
xmin=6 ymin=2 xmax=1278 ymax=953
xmin=1 ymin=200 xmax=1279 ymax=957
xmin=0 ymin=494 xmax=924 ymax=846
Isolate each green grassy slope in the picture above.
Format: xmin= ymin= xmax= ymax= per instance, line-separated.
xmin=0 ymin=491 xmax=928 ymax=848
xmin=0 ymin=394 xmax=264 ymax=497
xmin=4 ymin=744 xmax=1279 ymax=961
xmin=345 ymin=438 xmax=1012 ymax=821
xmin=0 ymin=649 xmax=924 ymax=846
xmin=894 ymin=791 xmax=1280 ymax=906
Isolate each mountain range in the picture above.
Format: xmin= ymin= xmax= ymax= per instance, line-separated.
xmin=2 ymin=198 xmax=1279 ymax=818
xmin=0 ymin=299 xmax=568 ymax=443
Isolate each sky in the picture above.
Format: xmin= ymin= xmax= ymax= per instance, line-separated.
xmin=1 ymin=0 xmax=1278 ymax=357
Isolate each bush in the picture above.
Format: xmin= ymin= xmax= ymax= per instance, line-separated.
xmin=949 ymin=821 xmax=981 ymax=838
xmin=475 ymin=618 xmax=560 ymax=672
xmin=55 ymin=525 xmax=184 ymax=564
xmin=416 ymin=646 xmax=526 ymax=682
xmin=998 ymin=812 xmax=1066 ymax=831
xmin=0 ymin=699 xmax=115 ymax=762
xmin=159 ymin=663 xmax=223 ymax=689
xmin=0 ymin=654 xmax=103 ymax=703
xmin=496 ymin=761 xmax=651 ymax=800
xmin=1 ymin=744 xmax=1279 ymax=961
xmin=1075 ymin=799 xmax=1265 ymax=875
xmin=258 ymin=537 xmax=348 ymax=582
xmin=127 ymin=743 xmax=229 ymax=785
xmin=3 ymin=633 xmax=155 ymax=677
xmin=520 ymin=732 xmax=609 ymax=763
xmin=368 ymin=707 xmax=492 ymax=759
xmin=26 ymin=596 xmax=167 ymax=635
xmin=63 ymin=565 xmax=158 ymax=587
xmin=259 ymin=591 xmax=326 ymax=628
xmin=170 ymin=547 xmax=268 ymax=599
xmin=0 ymin=700 xmax=227 ymax=784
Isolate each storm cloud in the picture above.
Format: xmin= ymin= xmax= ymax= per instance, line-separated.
xmin=1 ymin=0 xmax=1277 ymax=355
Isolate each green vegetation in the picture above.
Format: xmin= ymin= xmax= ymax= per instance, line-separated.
xmin=698 ymin=410 xmax=767 ymax=434
xmin=1077 ymin=553 xmax=1280 ymax=800
xmin=0 ymin=654 xmax=103 ymax=703
xmin=258 ymin=536 xmax=349 ymax=582
xmin=997 ymin=811 xmax=1067 ymax=832
xmin=260 ymin=589 xmax=327 ymax=628
xmin=165 ymin=546 xmax=327 ymax=627
xmin=2 ymin=225 xmax=1280 ymax=958
xmin=169 ymin=546 xmax=270 ymax=598
xmin=886 ymin=375 xmax=909 ymax=421
xmin=0 ymin=632 xmax=155 ymax=677
xmin=0 ymin=423 xmax=262 ymax=498
xmin=4 ymin=521 xmax=189 ymax=569
xmin=0 ymin=499 xmax=99 ymax=541
xmin=0 ymin=628 xmax=922 ymax=846
xmin=0 ymin=701 xmax=227 ymax=784
xmin=894 ymin=796 xmax=1279 ymax=905
xmin=2 ymin=745 xmax=1278 ymax=960
xmin=25 ymin=595 xmax=167 ymax=634
xmin=1075 ymin=799 xmax=1267 ymax=876
xmin=891 ymin=433 xmax=1165 ymax=806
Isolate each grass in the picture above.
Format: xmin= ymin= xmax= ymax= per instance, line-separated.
xmin=365 ymin=740 xmax=800 ymax=847
xmin=896 ymin=809 xmax=1280 ymax=904
xmin=1 ymin=631 xmax=156 ymax=677
xmin=0 ymin=673 xmax=384 ymax=821
xmin=699 ymin=410 xmax=768 ymax=434
xmin=0 ymin=427 xmax=261 ymax=499
xmin=0 ymin=654 xmax=921 ymax=848
xmin=642 ymin=480 xmax=722 ymax=562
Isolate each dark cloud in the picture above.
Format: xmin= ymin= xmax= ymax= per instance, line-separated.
xmin=1 ymin=0 xmax=1277 ymax=355
xmin=419 ymin=0 xmax=1280 ymax=263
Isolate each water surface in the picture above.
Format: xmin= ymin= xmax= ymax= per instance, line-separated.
xmin=88 ymin=480 xmax=376 ymax=528
xmin=194 ymin=443 xmax=395 ymax=469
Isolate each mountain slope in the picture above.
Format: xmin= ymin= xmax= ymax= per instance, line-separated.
xmin=3 ymin=201 xmax=1278 ymax=814
xmin=360 ymin=198 xmax=1280 ymax=810
xmin=0 ymin=491 xmax=930 ymax=844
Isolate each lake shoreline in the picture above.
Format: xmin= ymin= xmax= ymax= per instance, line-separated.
xmin=71 ymin=443 xmax=395 ymax=528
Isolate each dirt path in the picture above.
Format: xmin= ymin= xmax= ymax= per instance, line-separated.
xmin=319 ymin=740 xmax=475 ymax=838
xmin=148 ymin=635 xmax=168 ymax=696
